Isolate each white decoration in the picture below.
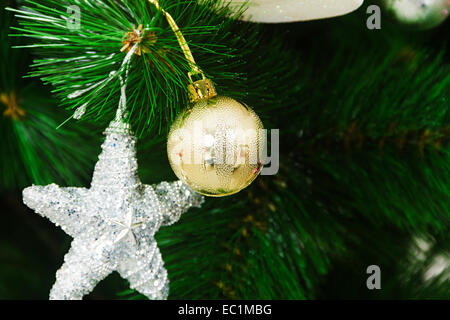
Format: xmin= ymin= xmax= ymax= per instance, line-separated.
xmin=411 ymin=237 xmax=450 ymax=283
xmin=22 ymin=117 xmax=204 ymax=300
xmin=383 ymin=0 xmax=449 ymax=29
xmin=223 ymin=0 xmax=364 ymax=23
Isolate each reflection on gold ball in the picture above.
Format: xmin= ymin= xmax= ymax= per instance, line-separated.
xmin=167 ymin=96 xmax=264 ymax=197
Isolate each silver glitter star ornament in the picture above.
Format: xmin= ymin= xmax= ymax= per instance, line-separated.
xmin=22 ymin=116 xmax=204 ymax=300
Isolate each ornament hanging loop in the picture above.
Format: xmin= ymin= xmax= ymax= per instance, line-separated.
xmin=71 ymin=42 xmax=139 ymax=121
xmin=147 ymin=0 xmax=218 ymax=103
xmin=114 ymin=43 xmax=137 ymax=122
xmin=109 ymin=61 xmax=133 ymax=134
xmin=147 ymin=0 xmax=204 ymax=78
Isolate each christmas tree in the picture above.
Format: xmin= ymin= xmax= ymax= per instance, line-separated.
xmin=0 ymin=0 xmax=449 ymax=299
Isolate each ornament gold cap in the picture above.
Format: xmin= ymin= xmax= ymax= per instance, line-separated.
xmin=187 ymin=78 xmax=217 ymax=103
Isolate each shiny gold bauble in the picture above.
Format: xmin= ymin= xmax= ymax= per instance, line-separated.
xmin=167 ymin=96 xmax=264 ymax=197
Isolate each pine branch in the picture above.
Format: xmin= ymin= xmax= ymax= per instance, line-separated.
xmin=9 ymin=0 xmax=259 ymax=136
xmin=1 ymin=3 xmax=101 ymax=189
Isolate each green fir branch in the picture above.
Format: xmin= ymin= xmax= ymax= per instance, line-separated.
xmin=1 ymin=3 xmax=100 ymax=189
xmin=9 ymin=0 xmax=256 ymax=136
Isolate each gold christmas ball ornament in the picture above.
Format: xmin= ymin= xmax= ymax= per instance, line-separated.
xmin=167 ymin=80 xmax=264 ymax=197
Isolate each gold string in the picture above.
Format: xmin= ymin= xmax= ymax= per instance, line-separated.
xmin=148 ymin=0 xmax=203 ymax=80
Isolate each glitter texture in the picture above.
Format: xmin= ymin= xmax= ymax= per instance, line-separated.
xmin=22 ymin=118 xmax=204 ymax=300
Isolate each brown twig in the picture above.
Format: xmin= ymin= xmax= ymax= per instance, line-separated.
xmin=1 ymin=91 xmax=26 ymax=120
